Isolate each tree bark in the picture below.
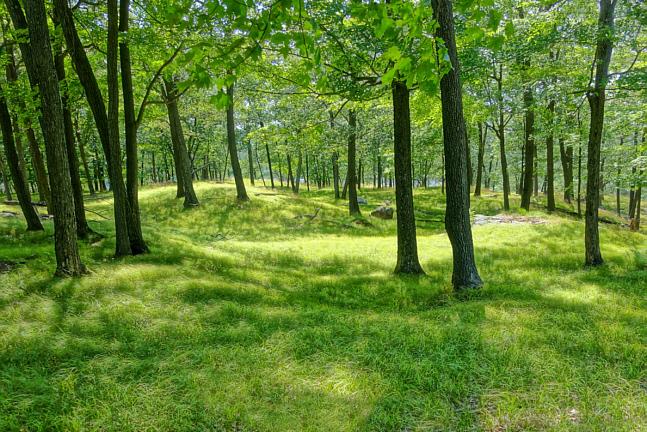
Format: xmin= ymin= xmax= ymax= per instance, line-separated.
xmin=474 ymin=122 xmax=486 ymax=197
xmin=0 ymin=154 xmax=12 ymax=200
xmin=119 ymin=0 xmax=147 ymax=253
xmin=392 ymin=79 xmax=424 ymax=275
xmin=546 ymin=100 xmax=556 ymax=212
xmin=19 ymin=0 xmax=84 ymax=275
xmin=225 ymin=83 xmax=249 ymax=201
xmin=0 ymin=91 xmax=43 ymax=231
xmin=585 ymin=0 xmax=616 ymax=266
xmin=432 ymin=0 xmax=482 ymax=289
xmin=347 ymin=109 xmax=360 ymax=216
xmin=247 ymin=140 xmax=255 ymax=185
xmin=559 ymin=137 xmax=573 ymax=203
xmin=520 ymin=85 xmax=535 ymax=210
xmin=265 ymin=143 xmax=274 ymax=188
xmin=162 ymin=78 xmax=199 ymax=207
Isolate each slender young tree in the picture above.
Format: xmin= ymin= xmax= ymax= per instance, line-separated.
xmin=347 ymin=109 xmax=360 ymax=216
xmin=585 ymin=0 xmax=617 ymax=267
xmin=432 ymin=0 xmax=482 ymax=289
xmin=226 ymin=83 xmax=249 ymax=201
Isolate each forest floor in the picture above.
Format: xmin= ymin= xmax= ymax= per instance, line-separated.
xmin=1 ymin=182 xmax=646 ymax=431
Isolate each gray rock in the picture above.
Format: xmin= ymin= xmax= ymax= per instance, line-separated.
xmin=357 ymin=197 xmax=368 ymax=205
xmin=371 ymin=206 xmax=394 ymax=220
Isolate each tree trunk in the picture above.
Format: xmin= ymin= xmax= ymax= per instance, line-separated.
xmin=225 ymin=83 xmax=249 ymax=201
xmin=247 ymin=140 xmax=255 ymax=186
xmin=265 ymin=143 xmax=274 ymax=188
xmin=474 ymin=122 xmax=486 ymax=197
xmin=19 ymin=0 xmax=84 ymax=275
xmin=54 ymin=43 xmax=92 ymax=238
xmin=432 ymin=0 xmax=482 ymax=289
xmin=53 ymin=0 xmax=131 ymax=256
xmin=73 ymin=116 xmax=95 ymax=194
xmin=120 ymin=0 xmax=147 ymax=253
xmin=0 ymin=92 xmax=43 ymax=231
xmin=0 ymin=154 xmax=12 ymax=200
xmin=559 ymin=137 xmax=573 ymax=203
xmin=520 ymin=87 xmax=535 ymax=210
xmin=546 ymin=100 xmax=556 ymax=212
xmin=585 ymin=0 xmax=616 ymax=266
xmin=163 ymin=78 xmax=199 ymax=207
xmin=347 ymin=109 xmax=360 ymax=216
xmin=392 ymin=80 xmax=424 ymax=275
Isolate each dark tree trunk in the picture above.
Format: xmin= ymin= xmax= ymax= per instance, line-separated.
xmin=577 ymin=143 xmax=583 ymax=217
xmin=225 ymin=83 xmax=248 ymax=201
xmin=287 ymin=153 xmax=295 ymax=191
xmin=278 ymin=156 xmax=284 ymax=188
xmin=474 ymin=122 xmax=486 ymax=197
xmin=120 ymin=0 xmax=147 ymax=253
xmin=332 ymin=151 xmax=340 ymax=198
xmin=465 ymin=130 xmax=473 ymax=188
xmin=377 ymin=154 xmax=383 ymax=189
xmin=546 ymin=100 xmax=556 ymax=212
xmin=54 ymin=44 xmax=92 ymax=239
xmin=0 ymin=154 xmax=12 ymax=200
xmin=584 ymin=0 xmax=616 ymax=266
xmin=163 ymin=78 xmax=199 ymax=207
xmin=493 ymin=64 xmax=510 ymax=210
xmin=53 ymin=0 xmax=131 ymax=256
xmin=432 ymin=0 xmax=482 ymax=289
xmin=19 ymin=0 xmax=84 ymax=275
xmin=392 ymin=80 xmax=424 ymax=275
xmin=0 ymin=92 xmax=43 ymax=231
xmin=347 ymin=109 xmax=360 ymax=216
xmin=306 ymin=153 xmax=310 ymax=192
xmin=24 ymin=124 xmax=50 ymax=206
xmin=265 ymin=143 xmax=274 ymax=188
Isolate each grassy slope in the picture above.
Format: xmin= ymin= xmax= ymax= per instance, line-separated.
xmin=0 ymin=182 xmax=646 ymax=431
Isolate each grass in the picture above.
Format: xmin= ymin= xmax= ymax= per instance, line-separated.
xmin=1 ymin=182 xmax=646 ymax=431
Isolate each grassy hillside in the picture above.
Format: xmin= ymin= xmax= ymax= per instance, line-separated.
xmin=1 ymin=183 xmax=646 ymax=431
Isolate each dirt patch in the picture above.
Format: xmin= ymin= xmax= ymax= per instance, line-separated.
xmin=473 ymin=214 xmax=548 ymax=226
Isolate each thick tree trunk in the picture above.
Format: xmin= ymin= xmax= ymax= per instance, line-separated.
xmin=163 ymin=78 xmax=199 ymax=207
xmin=0 ymin=92 xmax=43 ymax=231
xmin=546 ymin=100 xmax=556 ymax=212
xmin=225 ymin=84 xmax=249 ymax=201
xmin=474 ymin=122 xmax=486 ymax=197
xmin=347 ymin=109 xmax=360 ymax=216
xmin=432 ymin=0 xmax=482 ymax=289
xmin=54 ymin=44 xmax=92 ymax=238
xmin=20 ymin=0 xmax=84 ymax=275
xmin=120 ymin=0 xmax=147 ymax=253
xmin=392 ymin=80 xmax=424 ymax=275
xmin=53 ymin=0 xmax=131 ymax=256
xmin=585 ymin=0 xmax=616 ymax=266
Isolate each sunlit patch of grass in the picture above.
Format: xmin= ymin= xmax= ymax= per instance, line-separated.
xmin=1 ymin=182 xmax=646 ymax=431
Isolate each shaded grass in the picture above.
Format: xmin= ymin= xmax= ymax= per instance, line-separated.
xmin=1 ymin=182 xmax=646 ymax=431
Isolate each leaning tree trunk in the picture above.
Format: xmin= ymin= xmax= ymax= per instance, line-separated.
xmin=546 ymin=99 xmax=556 ymax=212
xmin=54 ymin=44 xmax=92 ymax=238
xmin=225 ymin=83 xmax=249 ymax=201
xmin=432 ymin=0 xmax=482 ymax=289
xmin=392 ymin=79 xmax=424 ymax=275
xmin=585 ymin=0 xmax=616 ymax=267
xmin=0 ymin=91 xmax=43 ymax=231
xmin=163 ymin=78 xmax=199 ymax=207
xmin=347 ymin=109 xmax=360 ymax=216
xmin=120 ymin=0 xmax=147 ymax=253
xmin=20 ymin=0 xmax=84 ymax=275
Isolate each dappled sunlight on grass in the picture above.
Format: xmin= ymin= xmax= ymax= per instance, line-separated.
xmin=1 ymin=183 xmax=646 ymax=430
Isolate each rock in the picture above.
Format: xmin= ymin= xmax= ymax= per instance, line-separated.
xmin=371 ymin=206 xmax=394 ymax=220
xmin=357 ymin=197 xmax=368 ymax=204
xmin=0 ymin=211 xmax=18 ymax=218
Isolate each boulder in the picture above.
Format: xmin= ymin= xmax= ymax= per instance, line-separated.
xmin=357 ymin=197 xmax=368 ymax=204
xmin=371 ymin=206 xmax=394 ymax=220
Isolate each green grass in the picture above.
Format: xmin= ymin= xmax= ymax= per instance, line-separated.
xmin=1 ymin=182 xmax=646 ymax=431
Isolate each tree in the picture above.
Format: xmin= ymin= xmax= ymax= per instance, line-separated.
xmin=432 ymin=0 xmax=482 ymax=290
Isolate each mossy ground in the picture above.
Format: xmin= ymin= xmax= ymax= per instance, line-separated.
xmin=1 ymin=182 xmax=646 ymax=431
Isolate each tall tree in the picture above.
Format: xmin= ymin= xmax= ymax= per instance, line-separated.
xmin=347 ymin=109 xmax=360 ymax=216
xmin=226 ymin=83 xmax=249 ymax=201
xmin=432 ymin=0 xmax=482 ymax=289
xmin=584 ymin=0 xmax=617 ymax=267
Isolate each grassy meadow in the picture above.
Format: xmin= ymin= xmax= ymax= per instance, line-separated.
xmin=1 ymin=182 xmax=646 ymax=431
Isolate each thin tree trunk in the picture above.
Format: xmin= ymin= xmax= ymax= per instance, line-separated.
xmin=163 ymin=78 xmax=199 ymax=207
xmin=265 ymin=143 xmax=274 ymax=188
xmin=347 ymin=109 xmax=360 ymax=216
xmin=546 ymin=99 xmax=556 ymax=212
xmin=74 ymin=116 xmax=95 ymax=194
xmin=559 ymin=137 xmax=573 ymax=203
xmin=520 ymin=85 xmax=535 ymax=210
xmin=0 ymin=154 xmax=12 ymax=200
xmin=432 ymin=0 xmax=482 ymax=289
xmin=247 ymin=140 xmax=255 ymax=186
xmin=392 ymin=80 xmax=424 ymax=275
xmin=585 ymin=0 xmax=616 ymax=266
xmin=225 ymin=83 xmax=248 ymax=201
xmin=474 ymin=122 xmax=486 ymax=197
